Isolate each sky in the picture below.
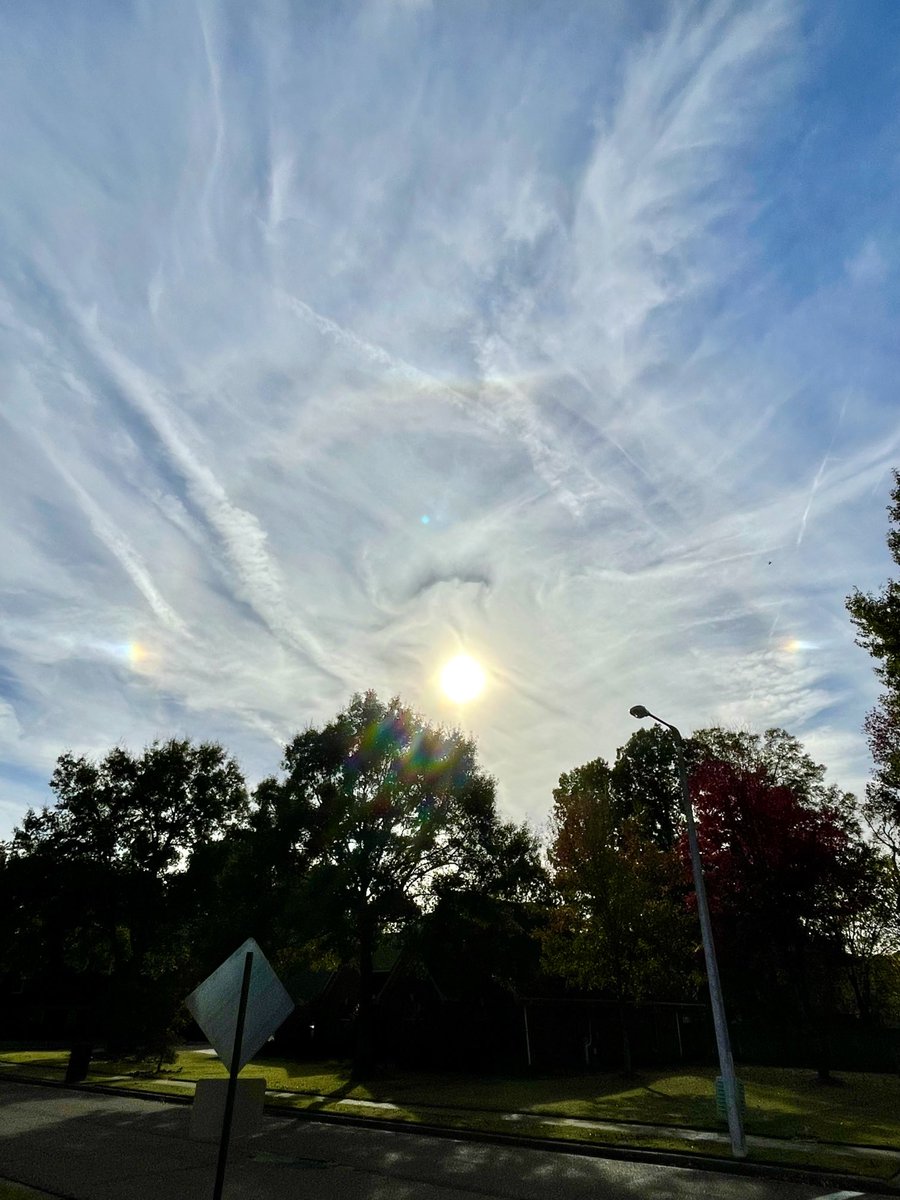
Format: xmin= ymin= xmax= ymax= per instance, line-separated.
xmin=1 ymin=0 xmax=900 ymax=841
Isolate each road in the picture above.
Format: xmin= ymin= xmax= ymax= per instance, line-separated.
xmin=0 ymin=1080 xmax=878 ymax=1200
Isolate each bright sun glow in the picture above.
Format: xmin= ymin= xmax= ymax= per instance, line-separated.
xmin=440 ymin=654 xmax=486 ymax=704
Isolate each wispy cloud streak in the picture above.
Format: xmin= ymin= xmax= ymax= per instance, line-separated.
xmin=0 ymin=0 xmax=899 ymax=832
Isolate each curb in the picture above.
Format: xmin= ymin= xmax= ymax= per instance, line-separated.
xmin=0 ymin=1172 xmax=77 ymax=1200
xmin=2 ymin=1073 xmax=899 ymax=1196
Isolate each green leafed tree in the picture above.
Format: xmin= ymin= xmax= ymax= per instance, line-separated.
xmin=417 ymin=817 xmax=550 ymax=1004
xmin=260 ymin=691 xmax=500 ymax=1076
xmin=841 ymin=847 xmax=900 ymax=1025
xmin=610 ymin=725 xmax=684 ymax=848
xmin=14 ymin=739 xmax=248 ymax=875
xmin=542 ymin=758 xmax=695 ymax=1073
xmin=847 ymin=469 xmax=900 ymax=878
xmin=2 ymin=739 xmax=247 ymax=1060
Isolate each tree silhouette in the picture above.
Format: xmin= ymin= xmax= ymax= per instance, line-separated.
xmin=2 ymin=739 xmax=247 ymax=1057
xmin=687 ymin=757 xmax=864 ymax=1076
xmin=543 ymin=758 xmax=694 ymax=1073
xmin=261 ymin=691 xmax=499 ymax=1076
xmin=847 ymin=469 xmax=900 ymax=878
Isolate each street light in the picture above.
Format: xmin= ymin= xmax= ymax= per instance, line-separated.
xmin=629 ymin=705 xmax=747 ymax=1159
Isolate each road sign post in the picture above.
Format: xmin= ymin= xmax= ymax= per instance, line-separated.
xmin=184 ymin=938 xmax=295 ymax=1200
xmin=212 ymin=950 xmax=253 ymax=1200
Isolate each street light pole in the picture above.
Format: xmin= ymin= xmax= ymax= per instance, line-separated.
xmin=629 ymin=706 xmax=747 ymax=1159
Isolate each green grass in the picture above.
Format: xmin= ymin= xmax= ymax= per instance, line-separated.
xmin=2 ymin=1047 xmax=899 ymax=1180
xmin=148 ymin=1052 xmax=900 ymax=1148
xmin=0 ymin=1182 xmax=58 ymax=1200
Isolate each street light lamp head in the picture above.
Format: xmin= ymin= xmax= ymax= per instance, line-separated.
xmin=629 ymin=705 xmax=650 ymax=719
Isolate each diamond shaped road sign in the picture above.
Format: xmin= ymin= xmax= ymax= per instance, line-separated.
xmin=185 ymin=938 xmax=294 ymax=1072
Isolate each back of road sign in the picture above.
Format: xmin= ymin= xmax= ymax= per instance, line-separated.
xmin=185 ymin=937 xmax=294 ymax=1072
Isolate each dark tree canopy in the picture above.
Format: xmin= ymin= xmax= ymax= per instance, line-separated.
xmin=419 ymin=818 xmax=549 ymax=1001
xmin=607 ymin=724 xmax=856 ymax=851
xmin=269 ymin=691 xmax=498 ymax=937
xmin=610 ymin=726 xmax=683 ymax=847
xmin=687 ymin=758 xmax=859 ymax=1018
xmin=12 ymin=739 xmax=248 ymax=875
xmin=847 ymin=469 xmax=900 ymax=868
xmin=689 ymin=726 xmax=855 ymax=820
xmin=543 ymin=756 xmax=695 ymax=1072
xmin=1 ymin=674 xmax=895 ymax=1075
xmin=1 ymin=739 xmax=248 ymax=1060
xmin=262 ymin=691 xmax=501 ymax=1073
xmin=841 ymin=848 xmax=900 ymax=1025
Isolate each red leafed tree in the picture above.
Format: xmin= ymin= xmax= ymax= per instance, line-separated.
xmin=685 ymin=760 xmax=859 ymax=1027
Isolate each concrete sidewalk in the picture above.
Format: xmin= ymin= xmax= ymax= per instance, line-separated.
xmin=63 ymin=1071 xmax=900 ymax=1177
xmin=499 ymin=1109 xmax=900 ymax=1170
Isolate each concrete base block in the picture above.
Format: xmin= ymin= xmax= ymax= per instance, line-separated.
xmin=189 ymin=1077 xmax=266 ymax=1143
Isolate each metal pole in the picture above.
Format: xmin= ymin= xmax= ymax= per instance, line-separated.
xmin=212 ymin=950 xmax=254 ymax=1200
xmin=668 ymin=724 xmax=747 ymax=1158
xmin=630 ymin=707 xmax=746 ymax=1158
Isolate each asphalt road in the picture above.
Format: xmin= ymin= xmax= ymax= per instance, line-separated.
xmin=0 ymin=1080 xmax=879 ymax=1200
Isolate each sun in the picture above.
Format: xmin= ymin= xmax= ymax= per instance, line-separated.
xmin=440 ymin=654 xmax=486 ymax=704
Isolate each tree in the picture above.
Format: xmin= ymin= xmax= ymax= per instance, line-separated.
xmin=607 ymin=724 xmax=855 ymax=853
xmin=262 ymin=691 xmax=500 ymax=1076
xmin=542 ymin=759 xmax=695 ymax=1073
xmin=2 ymin=740 xmax=248 ymax=1058
xmin=610 ymin=726 xmax=684 ymax=848
xmin=174 ymin=769 xmax=318 ymax=977
xmin=690 ymin=727 xmax=857 ymax=822
xmin=14 ymin=740 xmax=248 ymax=875
xmin=418 ymin=818 xmax=550 ymax=1002
xmin=847 ymin=469 xmax=900 ymax=879
xmin=841 ymin=848 xmax=900 ymax=1025
xmin=687 ymin=757 xmax=862 ymax=1077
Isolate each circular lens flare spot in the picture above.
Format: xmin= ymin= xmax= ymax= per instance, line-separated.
xmin=440 ymin=654 xmax=486 ymax=704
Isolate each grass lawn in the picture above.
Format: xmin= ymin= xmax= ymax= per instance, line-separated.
xmin=143 ymin=1051 xmax=900 ymax=1147
xmin=0 ymin=1183 xmax=57 ymax=1200
xmin=2 ymin=1046 xmax=899 ymax=1180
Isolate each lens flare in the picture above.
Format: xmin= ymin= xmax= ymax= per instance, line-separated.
xmin=440 ymin=654 xmax=486 ymax=704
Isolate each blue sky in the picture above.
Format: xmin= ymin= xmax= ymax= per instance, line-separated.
xmin=2 ymin=0 xmax=899 ymax=839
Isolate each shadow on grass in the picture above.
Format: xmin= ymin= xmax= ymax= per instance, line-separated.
xmin=5 ymin=1049 xmax=900 ymax=1153
xmin=305 ymin=1078 xmax=360 ymax=1112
